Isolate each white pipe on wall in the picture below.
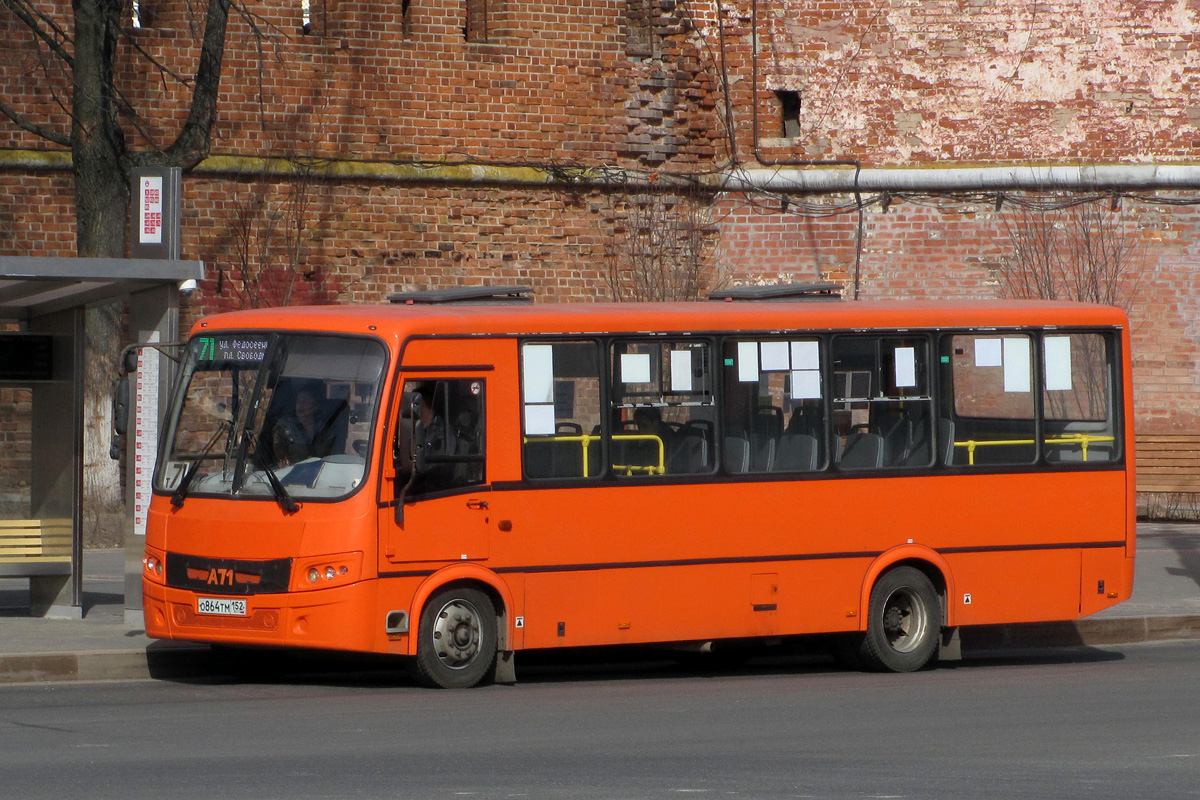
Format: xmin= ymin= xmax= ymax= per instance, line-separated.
xmin=717 ymin=164 xmax=1200 ymax=194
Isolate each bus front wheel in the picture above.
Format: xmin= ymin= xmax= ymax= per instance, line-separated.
xmin=859 ymin=566 xmax=940 ymax=673
xmin=413 ymin=586 xmax=497 ymax=689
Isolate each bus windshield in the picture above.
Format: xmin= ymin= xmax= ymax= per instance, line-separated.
xmin=155 ymin=332 xmax=387 ymax=503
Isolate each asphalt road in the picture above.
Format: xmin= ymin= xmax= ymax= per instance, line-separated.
xmin=3 ymin=639 xmax=1200 ymax=800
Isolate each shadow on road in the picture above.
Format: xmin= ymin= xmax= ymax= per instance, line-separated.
xmin=146 ymin=636 xmax=1127 ymax=690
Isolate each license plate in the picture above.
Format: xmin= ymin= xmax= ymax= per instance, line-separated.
xmin=197 ymin=597 xmax=247 ymax=616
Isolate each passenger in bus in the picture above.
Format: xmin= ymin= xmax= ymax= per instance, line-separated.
xmin=272 ymin=383 xmax=337 ymax=465
xmin=633 ymin=407 xmax=674 ymax=447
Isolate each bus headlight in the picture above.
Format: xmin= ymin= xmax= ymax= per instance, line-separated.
xmin=143 ymin=547 xmax=167 ymax=585
xmin=291 ymin=552 xmax=364 ymax=592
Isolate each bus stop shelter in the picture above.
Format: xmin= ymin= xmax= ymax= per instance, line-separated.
xmin=0 ymin=257 xmax=202 ymax=618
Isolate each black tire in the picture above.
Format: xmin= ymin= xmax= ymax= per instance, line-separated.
xmin=413 ymin=586 xmax=497 ymax=689
xmin=859 ymin=566 xmax=941 ymax=673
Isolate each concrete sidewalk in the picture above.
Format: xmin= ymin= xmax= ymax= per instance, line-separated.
xmin=1 ymin=523 xmax=1198 ymax=684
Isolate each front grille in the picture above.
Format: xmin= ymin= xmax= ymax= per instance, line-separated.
xmin=166 ymin=553 xmax=292 ymax=595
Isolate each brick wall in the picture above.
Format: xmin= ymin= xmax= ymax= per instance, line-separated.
xmin=7 ymin=1 xmax=1200 ymax=164
xmin=2 ymin=0 xmax=1200 ymax=443
xmin=715 ymin=193 xmax=1200 ymax=432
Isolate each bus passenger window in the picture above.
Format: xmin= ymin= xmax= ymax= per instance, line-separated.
xmin=1042 ymin=333 xmax=1116 ymax=464
xmin=944 ymin=334 xmax=1036 ymax=466
xmin=611 ymin=340 xmax=715 ymax=477
xmin=399 ymin=378 xmax=485 ymax=494
xmin=829 ymin=336 xmax=933 ymax=470
xmin=521 ymin=341 xmax=602 ymax=479
xmin=723 ymin=338 xmax=826 ymax=473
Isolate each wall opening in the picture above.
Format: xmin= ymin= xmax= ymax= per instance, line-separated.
xmin=775 ymin=90 xmax=801 ymax=139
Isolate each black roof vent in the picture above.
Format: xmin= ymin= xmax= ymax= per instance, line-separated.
xmin=706 ymin=282 xmax=843 ymax=302
xmin=388 ymin=286 xmax=534 ymax=305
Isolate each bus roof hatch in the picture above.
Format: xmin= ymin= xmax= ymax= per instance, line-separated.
xmin=706 ymin=282 xmax=843 ymax=302
xmin=388 ymin=286 xmax=534 ymax=305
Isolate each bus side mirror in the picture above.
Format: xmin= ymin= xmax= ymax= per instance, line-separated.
xmin=109 ymin=375 xmax=130 ymax=459
xmin=123 ymin=348 xmax=140 ymax=374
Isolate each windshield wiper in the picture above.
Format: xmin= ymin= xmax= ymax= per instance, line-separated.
xmin=171 ymin=420 xmax=233 ymax=508
xmin=247 ymin=431 xmax=301 ymax=514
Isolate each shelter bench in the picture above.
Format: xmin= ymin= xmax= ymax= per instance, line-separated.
xmin=0 ymin=519 xmax=72 ymax=616
xmin=1136 ymin=434 xmax=1200 ymax=519
xmin=0 ymin=518 xmax=72 ymax=573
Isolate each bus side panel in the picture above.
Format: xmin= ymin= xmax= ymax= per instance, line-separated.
xmin=499 ymin=466 xmax=1129 ymax=649
xmin=505 ymin=481 xmax=881 ymax=649
xmin=942 ymin=550 xmax=1082 ymax=626
xmin=520 ymin=558 xmax=871 ymax=649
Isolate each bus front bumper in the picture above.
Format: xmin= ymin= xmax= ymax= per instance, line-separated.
xmin=143 ymin=579 xmax=378 ymax=653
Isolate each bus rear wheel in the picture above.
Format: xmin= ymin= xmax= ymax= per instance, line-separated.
xmin=413 ymin=586 xmax=497 ymax=689
xmin=859 ymin=566 xmax=940 ymax=673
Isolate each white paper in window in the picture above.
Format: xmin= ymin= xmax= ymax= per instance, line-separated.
xmin=1002 ymin=337 xmax=1031 ymax=393
xmin=1044 ymin=336 xmax=1072 ymax=391
xmin=737 ymin=341 xmax=759 ymax=382
xmin=894 ymin=347 xmax=916 ymax=388
xmin=670 ymin=350 xmax=693 ymax=392
xmin=791 ymin=340 xmax=819 ymax=370
xmin=760 ymin=341 xmax=790 ymax=372
xmin=524 ymin=403 xmax=556 ymax=435
xmin=621 ymin=352 xmax=652 ymax=384
xmin=975 ymin=338 xmax=1003 ymax=368
xmin=791 ymin=370 xmax=821 ymax=399
xmin=522 ymin=344 xmax=554 ymax=403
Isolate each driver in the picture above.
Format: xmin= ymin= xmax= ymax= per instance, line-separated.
xmin=272 ymin=384 xmax=337 ymax=465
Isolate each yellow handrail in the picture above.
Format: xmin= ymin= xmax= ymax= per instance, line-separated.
xmin=953 ymin=433 xmax=1115 ymax=465
xmin=522 ymin=433 xmax=666 ymax=476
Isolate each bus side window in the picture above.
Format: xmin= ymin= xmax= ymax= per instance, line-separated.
xmin=944 ymin=334 xmax=1037 ymax=466
xmin=400 ymin=378 xmax=486 ymax=494
xmin=612 ymin=340 xmax=716 ymax=477
xmin=1042 ymin=333 xmax=1116 ymax=464
xmin=723 ymin=338 xmax=826 ymax=474
xmin=521 ymin=341 xmax=602 ymax=480
xmin=828 ymin=336 xmax=933 ymax=470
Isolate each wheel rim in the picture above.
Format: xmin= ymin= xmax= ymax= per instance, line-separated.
xmin=880 ymin=585 xmax=929 ymax=654
xmin=430 ymin=598 xmax=483 ymax=670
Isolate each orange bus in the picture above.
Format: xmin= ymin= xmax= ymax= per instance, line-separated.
xmin=141 ymin=287 xmax=1135 ymax=687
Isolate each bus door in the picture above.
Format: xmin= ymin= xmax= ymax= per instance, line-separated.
xmin=379 ymin=339 xmax=516 ymax=565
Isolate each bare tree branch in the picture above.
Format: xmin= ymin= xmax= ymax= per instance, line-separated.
xmin=2 ymin=0 xmax=75 ymax=68
xmin=0 ymin=95 xmax=70 ymax=145
xmin=162 ymin=0 xmax=232 ymax=166
xmin=607 ymin=183 xmax=724 ymax=302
